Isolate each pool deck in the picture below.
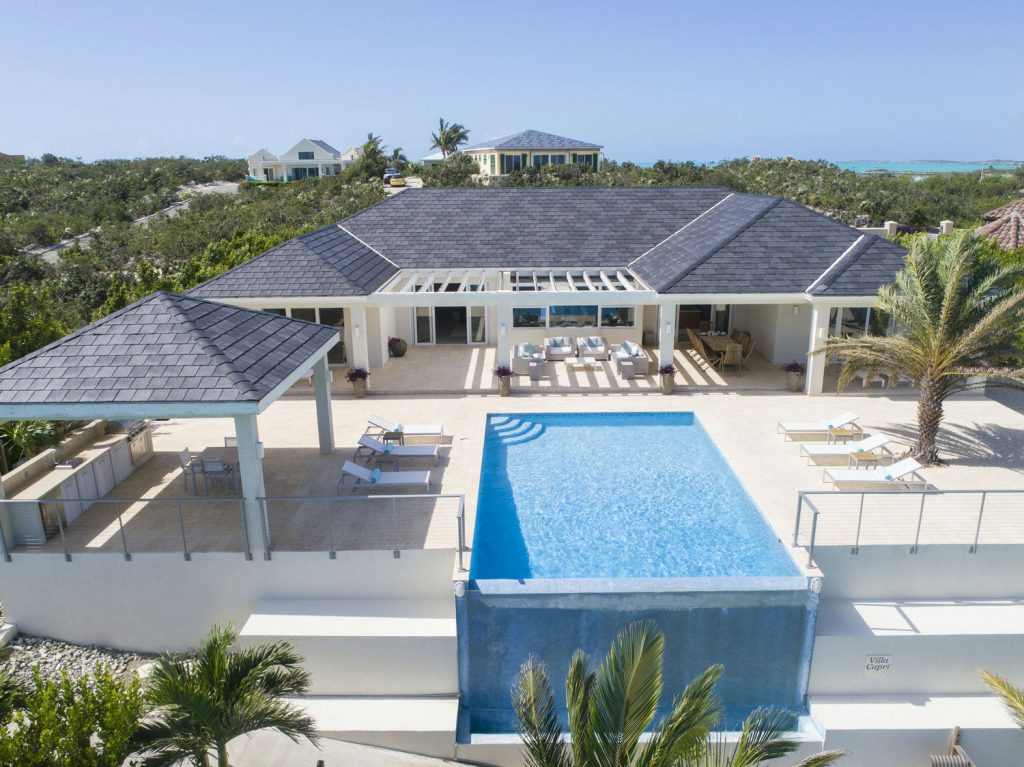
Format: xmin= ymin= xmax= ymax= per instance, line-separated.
xmin=17 ymin=386 xmax=1024 ymax=562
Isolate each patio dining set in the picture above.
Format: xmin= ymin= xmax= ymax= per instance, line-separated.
xmin=178 ymin=438 xmax=241 ymax=495
xmin=687 ymin=327 xmax=757 ymax=373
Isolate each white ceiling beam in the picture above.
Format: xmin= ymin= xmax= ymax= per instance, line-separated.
xmin=582 ymin=272 xmax=597 ymax=291
xmin=599 ymin=271 xmax=618 ymax=291
xmin=549 ymin=272 xmax=559 ymax=291
xmin=438 ymin=272 xmax=453 ymax=293
xmin=399 ymin=273 xmax=419 ymax=293
xmin=457 ymin=273 xmax=470 ymax=292
xmin=418 ymin=272 xmax=435 ymax=293
xmin=615 ymin=271 xmax=634 ymax=290
xmin=566 ymin=270 xmax=578 ymax=291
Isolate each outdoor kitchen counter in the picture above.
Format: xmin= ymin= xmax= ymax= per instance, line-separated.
xmin=7 ymin=434 xmax=129 ymax=501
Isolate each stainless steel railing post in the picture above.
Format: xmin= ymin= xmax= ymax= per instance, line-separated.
xmin=969 ymin=491 xmax=987 ymax=553
xmin=910 ymin=493 xmax=927 ymax=554
xmin=177 ymin=501 xmax=191 ymax=561
xmin=852 ymin=494 xmax=865 ymax=554
xmin=793 ymin=494 xmax=804 ymax=546
xmin=115 ymin=504 xmax=131 ymax=562
xmin=457 ymin=496 xmax=467 ymax=572
xmin=807 ymin=510 xmax=819 ymax=567
xmin=55 ymin=500 xmax=71 ymax=562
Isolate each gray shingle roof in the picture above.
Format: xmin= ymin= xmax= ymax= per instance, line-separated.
xmin=0 ymin=292 xmax=338 ymax=408
xmin=189 ymin=188 xmax=906 ymax=299
xmin=309 ymin=139 xmax=341 ymax=156
xmin=188 ymin=224 xmax=398 ymax=299
xmin=341 ymin=187 xmax=730 ymax=271
xmin=665 ymin=201 xmax=907 ymax=295
xmin=464 ymin=130 xmax=602 ymax=151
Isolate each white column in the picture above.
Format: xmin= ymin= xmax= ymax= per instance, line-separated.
xmin=233 ymin=415 xmax=267 ymax=558
xmin=658 ymin=303 xmax=676 ymax=367
xmin=349 ymin=306 xmax=370 ymax=369
xmin=496 ymin=304 xmax=513 ymax=368
xmin=312 ymin=355 xmax=334 ymax=455
xmin=805 ymin=304 xmax=830 ymax=394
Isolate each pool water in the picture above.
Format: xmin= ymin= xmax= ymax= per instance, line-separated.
xmin=470 ymin=412 xmax=800 ymax=580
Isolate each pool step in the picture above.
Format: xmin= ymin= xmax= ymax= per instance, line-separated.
xmin=808 ymin=598 xmax=1024 ymax=696
xmin=238 ymin=598 xmax=457 ymax=696
xmin=291 ymin=694 xmax=459 ymax=759
xmin=489 ymin=418 xmax=545 ymax=445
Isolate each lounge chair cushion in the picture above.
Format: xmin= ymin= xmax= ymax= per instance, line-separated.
xmin=383 ymin=443 xmax=393 ymax=455
xmin=370 ymin=467 xmax=382 ymax=484
xmin=621 ymin=341 xmax=639 ymax=356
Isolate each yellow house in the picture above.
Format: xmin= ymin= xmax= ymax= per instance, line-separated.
xmin=422 ymin=129 xmax=603 ymax=176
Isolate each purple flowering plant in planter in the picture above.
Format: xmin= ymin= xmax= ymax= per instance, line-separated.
xmin=658 ymin=364 xmax=676 ymax=377
xmin=345 ymin=368 xmax=370 ymax=382
xmin=494 ymin=366 xmax=513 ymax=379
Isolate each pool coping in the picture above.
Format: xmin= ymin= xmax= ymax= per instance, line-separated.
xmin=470 ymin=574 xmax=812 ymax=595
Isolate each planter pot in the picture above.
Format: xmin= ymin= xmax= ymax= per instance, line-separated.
xmin=388 ymin=339 xmax=408 ymax=358
xmin=786 ymin=372 xmax=805 ymax=392
xmin=660 ymin=376 xmax=675 ymax=395
xmin=497 ymin=377 xmax=511 ymax=397
xmin=352 ymin=379 xmax=368 ymax=398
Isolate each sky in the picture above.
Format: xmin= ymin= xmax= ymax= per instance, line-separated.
xmin=3 ymin=0 xmax=1022 ymax=164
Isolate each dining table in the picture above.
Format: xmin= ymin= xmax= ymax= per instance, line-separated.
xmin=199 ymin=445 xmax=239 ymax=469
xmin=700 ymin=334 xmax=742 ymax=354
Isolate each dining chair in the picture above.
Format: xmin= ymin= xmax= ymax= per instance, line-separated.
xmin=699 ymin=320 xmax=712 ymax=333
xmin=740 ymin=340 xmax=757 ymax=372
xmin=716 ymin=344 xmax=743 ymax=373
xmin=177 ymin=448 xmax=201 ymax=495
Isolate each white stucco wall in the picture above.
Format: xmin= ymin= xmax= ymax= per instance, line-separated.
xmin=732 ymin=304 xmax=810 ymax=364
xmin=0 ymin=550 xmax=456 ymax=652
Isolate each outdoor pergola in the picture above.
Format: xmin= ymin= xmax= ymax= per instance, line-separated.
xmin=0 ymin=292 xmax=339 ymax=556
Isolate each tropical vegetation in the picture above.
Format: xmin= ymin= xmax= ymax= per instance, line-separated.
xmin=135 ymin=624 xmax=317 ymax=767
xmin=825 ymin=231 xmax=1024 ymax=465
xmin=0 ymin=663 xmax=144 ymax=767
xmin=430 ymin=117 xmax=470 ymax=158
xmin=513 ymin=620 xmax=843 ymax=767
xmin=982 ymin=670 xmax=1024 ymax=730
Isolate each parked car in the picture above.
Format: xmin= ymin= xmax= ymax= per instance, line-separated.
xmin=382 ymin=167 xmax=398 ymax=185
xmin=389 ymin=174 xmax=406 ymax=187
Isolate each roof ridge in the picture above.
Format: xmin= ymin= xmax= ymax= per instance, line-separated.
xmin=806 ymin=234 xmax=874 ymax=294
xmin=628 ymin=192 xmax=735 ymax=267
xmin=165 ymin=295 xmax=264 ymax=399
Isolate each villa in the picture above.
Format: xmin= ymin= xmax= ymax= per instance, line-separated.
xmin=421 ymin=129 xmax=603 ymax=176
xmin=0 ymin=188 xmax=1021 ymax=766
xmin=188 ymin=187 xmax=907 ymax=394
xmin=247 ymin=139 xmax=361 ymax=182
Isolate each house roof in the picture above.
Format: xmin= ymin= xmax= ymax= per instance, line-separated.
xmin=189 ymin=188 xmax=906 ymax=299
xmin=463 ymin=130 xmax=602 ymax=151
xmin=982 ymin=195 xmax=1024 ymax=221
xmin=0 ymin=292 xmax=338 ymax=416
xmin=977 ymin=212 xmax=1023 ymax=250
xmin=308 ymin=139 xmax=341 ymax=156
xmin=189 ymin=224 xmax=398 ymax=299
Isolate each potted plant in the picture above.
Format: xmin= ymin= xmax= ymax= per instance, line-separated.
xmin=494 ymin=365 xmax=513 ymax=397
xmin=781 ymin=361 xmax=806 ymax=392
xmin=658 ymin=364 xmax=676 ymax=395
xmin=345 ymin=367 xmax=370 ymax=397
xmin=387 ymin=336 xmax=408 ymax=358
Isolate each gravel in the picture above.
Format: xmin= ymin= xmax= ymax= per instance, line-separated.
xmin=2 ymin=634 xmax=153 ymax=686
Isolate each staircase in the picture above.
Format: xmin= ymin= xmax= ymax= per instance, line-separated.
xmin=487 ymin=416 xmax=545 ymax=445
xmin=239 ymin=597 xmax=459 ymax=759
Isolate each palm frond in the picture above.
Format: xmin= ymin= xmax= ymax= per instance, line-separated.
xmin=513 ymin=657 xmax=570 ymax=767
xmin=635 ymin=665 xmax=722 ymax=767
xmin=728 ymin=708 xmax=800 ymax=767
xmin=982 ymin=670 xmax=1024 ymax=729
xmin=793 ymin=751 xmax=847 ymax=767
xmin=566 ymin=649 xmax=596 ymax=767
xmin=591 ymin=620 xmax=665 ymax=767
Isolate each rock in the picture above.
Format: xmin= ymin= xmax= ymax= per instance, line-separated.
xmin=0 ymin=634 xmax=154 ymax=687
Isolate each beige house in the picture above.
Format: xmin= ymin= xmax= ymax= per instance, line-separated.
xmin=422 ymin=129 xmax=603 ymax=176
xmin=247 ymin=139 xmax=361 ymax=182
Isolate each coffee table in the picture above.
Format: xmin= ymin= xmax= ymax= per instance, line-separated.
xmin=565 ymin=356 xmax=597 ymax=369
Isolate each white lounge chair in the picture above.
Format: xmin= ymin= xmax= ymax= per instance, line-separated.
xmin=354 ymin=435 xmax=440 ymax=465
xmin=800 ymin=434 xmax=892 ymax=464
xmin=777 ymin=411 xmax=862 ymax=441
xmin=338 ymin=460 xmax=432 ymax=493
xmin=366 ymin=416 xmax=444 ymax=443
xmin=575 ymin=336 xmax=611 ymax=360
xmin=544 ymin=336 xmax=575 ymax=361
xmin=823 ymin=458 xmax=927 ymax=489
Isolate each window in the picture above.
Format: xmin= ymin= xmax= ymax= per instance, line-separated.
xmin=572 ymin=153 xmax=598 ymax=171
xmin=489 ymin=154 xmax=495 ymax=174
xmin=264 ymin=308 xmax=286 ymax=316
xmin=600 ymin=307 xmax=635 ymax=327
xmin=550 ymin=154 xmax=566 ymax=165
xmin=513 ymin=307 xmax=546 ymax=327
xmin=549 ymin=305 xmax=598 ymax=328
xmin=315 ymin=307 xmax=348 ymax=364
xmin=500 ymin=153 xmax=526 ymax=174
xmin=533 ymin=154 xmax=549 ymax=168
xmin=290 ymin=308 xmax=316 ymax=323
xmin=298 ymin=151 xmax=314 ymax=160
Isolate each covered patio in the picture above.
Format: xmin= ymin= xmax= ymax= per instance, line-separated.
xmin=0 ymin=292 xmax=341 ymax=559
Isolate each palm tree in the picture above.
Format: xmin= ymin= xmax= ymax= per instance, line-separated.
xmin=133 ymin=624 xmax=318 ymax=767
xmin=360 ymin=132 xmax=386 ymax=167
xmin=982 ymin=670 xmax=1024 ymax=730
xmin=824 ymin=231 xmax=1024 ymax=465
xmin=431 ymin=118 xmax=470 ymax=158
xmin=513 ymin=620 xmax=843 ymax=767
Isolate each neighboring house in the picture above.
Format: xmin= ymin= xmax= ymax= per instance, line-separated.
xmin=0 ymin=151 xmax=25 ymax=162
xmin=976 ymin=192 xmax=1024 ymax=250
xmin=247 ymin=139 xmax=361 ymax=182
xmin=189 ymin=187 xmax=907 ymax=393
xmin=421 ymin=129 xmax=603 ymax=175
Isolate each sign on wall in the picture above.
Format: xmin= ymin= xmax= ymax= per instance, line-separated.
xmin=864 ymin=654 xmax=892 ymax=678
